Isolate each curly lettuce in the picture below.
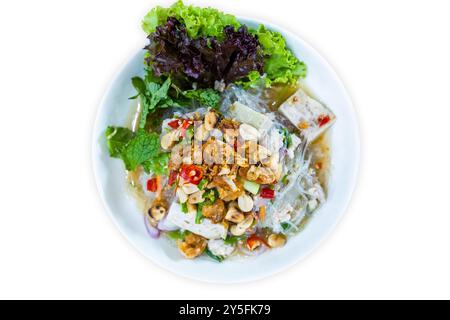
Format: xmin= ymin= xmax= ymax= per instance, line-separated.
xmin=254 ymin=25 xmax=307 ymax=86
xmin=145 ymin=17 xmax=264 ymax=89
xmin=142 ymin=0 xmax=240 ymax=39
xmin=141 ymin=0 xmax=307 ymax=87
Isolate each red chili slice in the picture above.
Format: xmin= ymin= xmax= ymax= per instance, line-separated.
xmin=260 ymin=188 xmax=275 ymax=199
xmin=246 ymin=235 xmax=271 ymax=250
xmin=318 ymin=115 xmax=331 ymax=127
xmin=168 ymin=119 xmax=181 ymax=129
xmin=147 ymin=178 xmax=158 ymax=192
xmin=180 ymin=120 xmax=193 ymax=138
xmin=168 ymin=170 xmax=178 ymax=186
xmin=180 ymin=164 xmax=203 ymax=185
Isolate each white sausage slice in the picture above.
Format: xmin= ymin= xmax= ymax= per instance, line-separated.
xmin=279 ymin=88 xmax=336 ymax=141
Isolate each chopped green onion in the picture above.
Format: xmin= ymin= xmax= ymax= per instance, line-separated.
xmin=224 ymin=235 xmax=246 ymax=245
xmin=281 ymin=222 xmax=290 ymax=231
xmin=205 ymin=248 xmax=224 ymax=262
xmin=181 ymin=202 xmax=188 ymax=213
xmin=198 ymin=179 xmax=208 ymax=190
xmin=280 ymin=128 xmax=293 ymax=149
xmin=287 ymin=134 xmax=293 ymax=149
xmin=185 ymin=127 xmax=194 ymax=141
xmin=167 ymin=230 xmax=186 ymax=240
xmin=195 ymin=204 xmax=204 ymax=224
xmin=243 ymin=180 xmax=260 ymax=195
xmin=281 ymin=175 xmax=289 ymax=185
xmin=204 ymin=189 xmax=217 ymax=204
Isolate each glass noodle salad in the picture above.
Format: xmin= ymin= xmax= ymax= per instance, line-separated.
xmin=105 ymin=1 xmax=336 ymax=261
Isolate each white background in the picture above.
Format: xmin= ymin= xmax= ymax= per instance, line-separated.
xmin=0 ymin=0 xmax=449 ymax=300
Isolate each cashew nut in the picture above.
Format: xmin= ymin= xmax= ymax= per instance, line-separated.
xmin=188 ymin=190 xmax=205 ymax=204
xmin=176 ymin=188 xmax=188 ymax=204
xmin=230 ymin=215 xmax=254 ymax=236
xmin=178 ymin=233 xmax=207 ymax=259
xmin=268 ymin=234 xmax=287 ymax=248
xmin=182 ymin=183 xmax=200 ymax=195
xmin=238 ymin=194 xmax=254 ymax=212
xmin=194 ymin=124 xmax=210 ymax=141
xmin=161 ymin=130 xmax=179 ymax=150
xmin=149 ymin=204 xmax=166 ymax=221
xmin=225 ymin=205 xmax=245 ymax=224
xmin=218 ymin=165 xmax=231 ymax=176
xmin=204 ymin=111 xmax=218 ymax=131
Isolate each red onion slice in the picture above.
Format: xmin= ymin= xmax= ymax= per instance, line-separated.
xmin=144 ymin=215 xmax=160 ymax=239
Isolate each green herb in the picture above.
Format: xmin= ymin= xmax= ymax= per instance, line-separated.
xmin=181 ymin=202 xmax=188 ymax=213
xmin=130 ymin=76 xmax=180 ymax=129
xmin=105 ymin=128 xmax=170 ymax=174
xmin=167 ymin=230 xmax=186 ymax=240
xmin=281 ymin=222 xmax=290 ymax=231
xmin=105 ymin=127 xmax=135 ymax=158
xmin=120 ymin=130 xmax=160 ymax=171
xmin=182 ymin=89 xmax=222 ymax=109
xmin=204 ymin=248 xmax=225 ymax=262
xmin=203 ymin=189 xmax=217 ymax=204
xmin=224 ymin=235 xmax=246 ymax=245
xmin=281 ymin=175 xmax=289 ymax=185
xmin=195 ymin=204 xmax=204 ymax=224
xmin=280 ymin=128 xmax=293 ymax=149
xmin=198 ymin=179 xmax=208 ymax=190
xmin=183 ymin=127 xmax=194 ymax=143
xmin=142 ymin=152 xmax=170 ymax=175
xmin=287 ymin=135 xmax=293 ymax=149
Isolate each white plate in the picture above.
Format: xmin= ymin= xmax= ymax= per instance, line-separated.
xmin=92 ymin=17 xmax=360 ymax=283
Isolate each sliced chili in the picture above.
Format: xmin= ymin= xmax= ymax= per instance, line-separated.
xmin=180 ymin=164 xmax=203 ymax=185
xmin=246 ymin=235 xmax=270 ymax=250
xmin=146 ymin=178 xmax=158 ymax=192
xmin=260 ymin=188 xmax=275 ymax=199
xmin=318 ymin=115 xmax=331 ymax=127
xmin=180 ymin=120 xmax=193 ymax=138
xmin=168 ymin=119 xmax=181 ymax=129
xmin=168 ymin=170 xmax=178 ymax=186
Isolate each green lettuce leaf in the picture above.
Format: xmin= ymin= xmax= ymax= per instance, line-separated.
xmin=141 ymin=1 xmax=306 ymax=87
xmin=254 ymin=25 xmax=307 ymax=85
xmin=142 ymin=0 xmax=240 ymax=39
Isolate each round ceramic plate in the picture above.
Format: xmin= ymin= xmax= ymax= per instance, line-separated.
xmin=92 ymin=17 xmax=360 ymax=283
